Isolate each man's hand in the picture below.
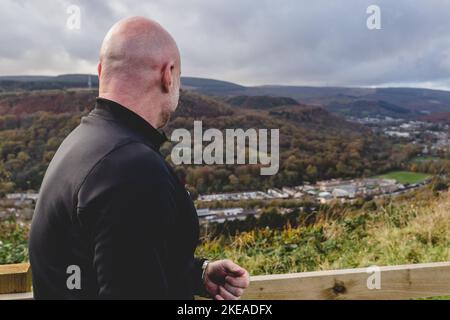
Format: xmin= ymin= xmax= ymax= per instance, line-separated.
xmin=203 ymin=259 xmax=250 ymax=300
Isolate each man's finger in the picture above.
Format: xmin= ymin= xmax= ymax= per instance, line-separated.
xmin=225 ymin=274 xmax=250 ymax=288
xmin=215 ymin=294 xmax=224 ymax=300
xmin=218 ymin=285 xmax=240 ymax=300
xmin=223 ymin=260 xmax=245 ymax=276
xmin=224 ymin=282 xmax=244 ymax=297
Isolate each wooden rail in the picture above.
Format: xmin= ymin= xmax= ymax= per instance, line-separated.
xmin=0 ymin=263 xmax=32 ymax=300
xmin=241 ymin=262 xmax=450 ymax=300
xmin=1 ymin=262 xmax=449 ymax=300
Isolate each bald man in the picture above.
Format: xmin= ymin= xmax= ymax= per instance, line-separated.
xmin=29 ymin=17 xmax=249 ymax=300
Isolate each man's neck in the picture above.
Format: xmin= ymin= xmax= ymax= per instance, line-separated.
xmin=98 ymin=91 xmax=162 ymax=129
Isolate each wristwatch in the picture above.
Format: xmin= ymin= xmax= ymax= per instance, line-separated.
xmin=201 ymin=259 xmax=210 ymax=282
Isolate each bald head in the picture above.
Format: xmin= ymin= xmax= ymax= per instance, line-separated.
xmin=98 ymin=17 xmax=181 ymax=128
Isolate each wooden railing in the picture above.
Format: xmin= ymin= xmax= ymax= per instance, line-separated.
xmin=1 ymin=262 xmax=449 ymax=300
xmin=0 ymin=263 xmax=32 ymax=300
xmin=241 ymin=262 xmax=450 ymax=300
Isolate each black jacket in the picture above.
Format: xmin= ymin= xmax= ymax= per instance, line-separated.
xmin=29 ymin=98 xmax=205 ymax=299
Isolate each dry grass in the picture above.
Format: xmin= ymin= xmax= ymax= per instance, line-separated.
xmin=196 ymin=190 xmax=450 ymax=275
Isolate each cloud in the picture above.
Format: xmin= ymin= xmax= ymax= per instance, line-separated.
xmin=1 ymin=0 xmax=450 ymax=88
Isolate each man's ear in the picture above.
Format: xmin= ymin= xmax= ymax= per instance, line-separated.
xmin=97 ymin=63 xmax=102 ymax=78
xmin=161 ymin=62 xmax=174 ymax=93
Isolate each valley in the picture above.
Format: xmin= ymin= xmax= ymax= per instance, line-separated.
xmin=0 ymin=76 xmax=448 ymax=271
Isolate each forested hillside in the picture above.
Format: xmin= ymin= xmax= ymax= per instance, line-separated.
xmin=0 ymin=89 xmax=410 ymax=194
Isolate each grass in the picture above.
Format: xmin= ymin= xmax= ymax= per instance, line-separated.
xmin=196 ymin=190 xmax=450 ymax=278
xmin=0 ymin=218 xmax=29 ymax=264
xmin=375 ymin=171 xmax=431 ymax=184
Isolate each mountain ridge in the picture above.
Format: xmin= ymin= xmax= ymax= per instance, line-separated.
xmin=2 ymin=74 xmax=450 ymax=119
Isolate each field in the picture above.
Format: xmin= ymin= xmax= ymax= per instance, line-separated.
xmin=375 ymin=171 xmax=431 ymax=184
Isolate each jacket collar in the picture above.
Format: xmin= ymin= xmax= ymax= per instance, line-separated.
xmin=92 ymin=97 xmax=168 ymax=150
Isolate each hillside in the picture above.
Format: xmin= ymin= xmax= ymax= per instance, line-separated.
xmin=0 ymin=89 xmax=96 ymax=115
xmin=0 ymin=75 xmax=98 ymax=92
xmin=237 ymin=87 xmax=450 ymax=119
xmin=197 ymin=188 xmax=450 ymax=275
xmin=2 ymin=75 xmax=450 ymax=119
xmin=0 ymin=89 xmax=404 ymax=193
xmin=224 ymin=94 xmax=419 ymax=123
xmin=0 ymin=75 xmax=242 ymax=94
xmin=225 ymin=95 xmax=299 ymax=110
xmin=420 ymin=111 xmax=450 ymax=124
xmin=324 ymin=99 xmax=416 ymax=119
xmin=183 ymin=78 xmax=450 ymax=118
xmin=267 ymin=105 xmax=364 ymax=133
xmin=181 ymin=77 xmax=245 ymax=94
xmin=164 ymin=91 xmax=404 ymax=194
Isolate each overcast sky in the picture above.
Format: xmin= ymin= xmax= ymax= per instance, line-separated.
xmin=2 ymin=0 xmax=450 ymax=89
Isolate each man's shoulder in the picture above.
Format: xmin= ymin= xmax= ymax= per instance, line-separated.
xmin=69 ymin=112 xmax=164 ymax=171
xmin=76 ymin=141 xmax=173 ymax=209
xmin=114 ymin=140 xmax=165 ymax=166
xmin=91 ymin=141 xmax=169 ymax=182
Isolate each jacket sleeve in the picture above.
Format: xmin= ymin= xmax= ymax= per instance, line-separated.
xmin=76 ymin=142 xmax=178 ymax=299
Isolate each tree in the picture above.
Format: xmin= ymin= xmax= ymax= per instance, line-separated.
xmin=306 ymin=165 xmax=318 ymax=182
xmin=0 ymin=162 xmax=15 ymax=196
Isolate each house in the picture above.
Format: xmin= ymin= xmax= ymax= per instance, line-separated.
xmin=332 ymin=185 xmax=357 ymax=198
xmin=267 ymin=188 xmax=289 ymax=199
xmin=318 ymin=192 xmax=333 ymax=203
xmin=199 ymin=208 xmax=257 ymax=224
xmin=282 ymin=187 xmax=296 ymax=197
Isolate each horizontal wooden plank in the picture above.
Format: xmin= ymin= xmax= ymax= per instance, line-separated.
xmin=0 ymin=263 xmax=30 ymax=275
xmin=0 ymin=263 xmax=32 ymax=294
xmin=241 ymin=262 xmax=450 ymax=300
xmin=1 ymin=262 xmax=449 ymax=300
xmin=0 ymin=292 xmax=33 ymax=300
